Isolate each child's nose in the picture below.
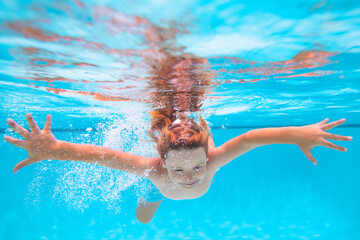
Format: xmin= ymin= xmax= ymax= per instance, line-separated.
xmin=184 ymin=172 xmax=194 ymax=180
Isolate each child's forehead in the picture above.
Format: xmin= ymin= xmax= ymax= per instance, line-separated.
xmin=167 ymin=147 xmax=206 ymax=158
xmin=166 ymin=147 xmax=206 ymax=165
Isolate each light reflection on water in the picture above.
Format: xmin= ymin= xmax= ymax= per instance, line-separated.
xmin=0 ymin=0 xmax=359 ymax=127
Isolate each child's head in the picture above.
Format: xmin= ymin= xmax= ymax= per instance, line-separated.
xmin=147 ymin=110 xmax=209 ymax=188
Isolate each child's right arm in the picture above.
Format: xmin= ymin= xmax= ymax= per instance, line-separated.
xmin=4 ymin=114 xmax=160 ymax=177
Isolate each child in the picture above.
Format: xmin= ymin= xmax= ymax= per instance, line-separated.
xmin=4 ymin=112 xmax=352 ymax=223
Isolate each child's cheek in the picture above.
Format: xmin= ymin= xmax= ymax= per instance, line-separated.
xmin=170 ymin=172 xmax=182 ymax=181
xmin=195 ymin=168 xmax=206 ymax=178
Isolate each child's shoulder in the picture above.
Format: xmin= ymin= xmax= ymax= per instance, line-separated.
xmin=142 ymin=156 xmax=167 ymax=179
xmin=207 ymin=147 xmax=227 ymax=171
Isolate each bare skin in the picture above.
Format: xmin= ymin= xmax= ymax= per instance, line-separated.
xmin=136 ymin=199 xmax=163 ymax=224
xmin=4 ymin=114 xmax=353 ymax=222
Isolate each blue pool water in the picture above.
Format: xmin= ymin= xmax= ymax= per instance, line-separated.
xmin=1 ymin=0 xmax=360 ymax=239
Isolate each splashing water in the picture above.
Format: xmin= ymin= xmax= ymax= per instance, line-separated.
xmin=26 ymin=112 xmax=159 ymax=213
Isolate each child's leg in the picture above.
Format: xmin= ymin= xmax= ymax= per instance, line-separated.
xmin=136 ymin=198 xmax=162 ymax=224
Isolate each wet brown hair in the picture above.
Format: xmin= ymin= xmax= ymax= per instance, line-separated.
xmin=144 ymin=32 xmax=213 ymax=162
xmin=147 ymin=110 xmax=209 ymax=161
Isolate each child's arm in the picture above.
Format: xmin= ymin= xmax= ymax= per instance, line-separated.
xmin=4 ymin=114 xmax=160 ymax=177
xmin=212 ymin=118 xmax=353 ymax=168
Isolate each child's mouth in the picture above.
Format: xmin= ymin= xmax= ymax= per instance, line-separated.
xmin=180 ymin=180 xmax=199 ymax=188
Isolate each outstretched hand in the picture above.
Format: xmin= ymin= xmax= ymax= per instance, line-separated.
xmin=293 ymin=118 xmax=353 ymax=165
xmin=4 ymin=113 xmax=58 ymax=173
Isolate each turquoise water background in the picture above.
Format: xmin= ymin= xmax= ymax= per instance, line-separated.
xmin=1 ymin=0 xmax=360 ymax=239
xmin=1 ymin=127 xmax=359 ymax=239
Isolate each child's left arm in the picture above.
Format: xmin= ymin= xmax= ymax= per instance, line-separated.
xmin=212 ymin=118 xmax=353 ymax=167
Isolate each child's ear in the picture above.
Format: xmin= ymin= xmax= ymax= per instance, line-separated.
xmin=160 ymin=159 xmax=166 ymax=168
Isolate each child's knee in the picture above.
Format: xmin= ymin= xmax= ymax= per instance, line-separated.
xmin=136 ymin=205 xmax=153 ymax=224
xmin=135 ymin=199 xmax=162 ymax=224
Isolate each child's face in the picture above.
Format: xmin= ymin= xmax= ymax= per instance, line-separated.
xmin=164 ymin=147 xmax=208 ymax=188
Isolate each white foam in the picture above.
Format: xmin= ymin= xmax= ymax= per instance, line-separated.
xmin=26 ymin=112 xmax=158 ymax=213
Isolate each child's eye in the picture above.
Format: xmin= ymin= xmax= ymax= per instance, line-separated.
xmin=174 ymin=169 xmax=183 ymax=172
xmin=194 ymin=166 xmax=202 ymax=170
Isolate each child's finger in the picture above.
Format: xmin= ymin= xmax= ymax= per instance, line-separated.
xmin=324 ymin=133 xmax=353 ymax=141
xmin=4 ymin=135 xmax=25 ymax=148
xmin=13 ymin=158 xmax=33 ymax=173
xmin=26 ymin=113 xmax=41 ymax=134
xmin=299 ymin=146 xmax=317 ymax=165
xmin=322 ymin=118 xmax=345 ymax=131
xmin=317 ymin=118 xmax=329 ymax=126
xmin=43 ymin=114 xmax=52 ymax=132
xmin=6 ymin=119 xmax=30 ymax=138
xmin=321 ymin=140 xmax=347 ymax=152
